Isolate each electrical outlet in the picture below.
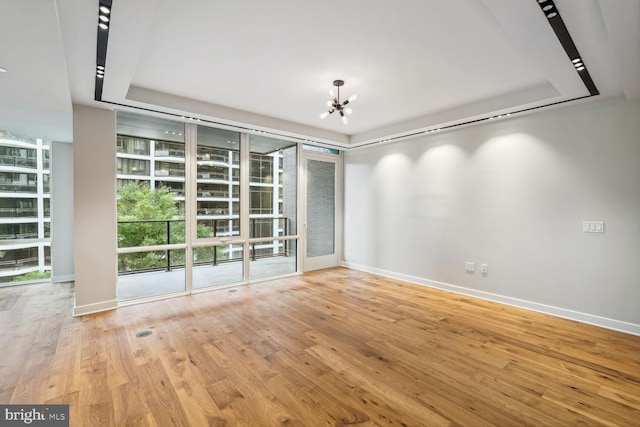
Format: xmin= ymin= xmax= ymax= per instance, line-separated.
xmin=465 ymin=262 xmax=475 ymax=272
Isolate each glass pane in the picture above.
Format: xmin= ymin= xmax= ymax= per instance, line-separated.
xmin=118 ymin=249 xmax=186 ymax=273
xmin=303 ymin=144 xmax=340 ymax=155
xmin=116 ymin=112 xmax=186 ymax=301
xmin=117 ymin=219 xmax=185 ymax=248
xmin=116 ymin=112 xmax=186 ymax=249
xmin=249 ymin=239 xmax=297 ymax=280
xmin=193 ymin=244 xmax=243 ymax=289
xmin=117 ymin=249 xmax=186 ymax=301
xmin=306 ymin=160 xmax=335 ymax=257
xmin=0 ymin=172 xmax=38 ymax=193
xmin=196 ymin=125 xmax=240 ymax=239
xmin=249 ymin=135 xmax=297 ymax=237
xmin=0 ymin=137 xmax=51 ymax=284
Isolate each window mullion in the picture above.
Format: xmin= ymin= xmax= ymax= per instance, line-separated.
xmin=240 ymin=132 xmax=250 ymax=282
xmin=184 ymin=122 xmax=196 ymax=293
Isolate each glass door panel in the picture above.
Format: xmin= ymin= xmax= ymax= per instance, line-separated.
xmin=304 ymin=156 xmax=339 ymax=271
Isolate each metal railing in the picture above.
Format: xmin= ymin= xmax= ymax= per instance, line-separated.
xmin=155 ymin=148 xmax=185 ymax=157
xmin=0 ymin=184 xmax=38 ymax=193
xmin=117 ymin=217 xmax=291 ymax=275
xmin=0 ymin=207 xmax=38 ymax=217
xmin=0 ymin=155 xmax=37 ymax=168
xmin=0 ymin=256 xmax=39 ymax=271
xmin=0 ymin=232 xmax=38 ymax=240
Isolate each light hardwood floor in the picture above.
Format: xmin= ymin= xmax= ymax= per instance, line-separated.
xmin=1 ymin=268 xmax=639 ymax=426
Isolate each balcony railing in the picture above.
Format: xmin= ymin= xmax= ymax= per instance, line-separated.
xmin=0 ymin=207 xmax=38 ymax=217
xmin=0 ymin=232 xmax=39 ymax=240
xmin=0 ymin=256 xmax=39 ymax=271
xmin=0 ymin=155 xmax=37 ymax=168
xmin=117 ymin=217 xmax=291 ymax=275
xmin=0 ymin=183 xmax=37 ymax=193
xmin=197 ymin=190 xmax=231 ymax=198
xmin=155 ymin=148 xmax=185 ymax=158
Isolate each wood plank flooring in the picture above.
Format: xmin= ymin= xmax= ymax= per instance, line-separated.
xmin=1 ymin=267 xmax=639 ymax=426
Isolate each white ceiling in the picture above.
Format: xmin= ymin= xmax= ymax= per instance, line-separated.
xmin=0 ymin=0 xmax=638 ymax=146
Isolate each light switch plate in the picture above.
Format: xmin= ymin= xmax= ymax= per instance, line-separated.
xmin=583 ymin=221 xmax=604 ymax=233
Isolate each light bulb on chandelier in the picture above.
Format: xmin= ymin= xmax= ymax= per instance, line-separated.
xmin=320 ymin=79 xmax=356 ymax=124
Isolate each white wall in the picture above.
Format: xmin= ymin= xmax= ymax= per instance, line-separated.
xmin=73 ymin=105 xmax=117 ymax=315
xmin=50 ymin=141 xmax=74 ymax=282
xmin=344 ymin=98 xmax=640 ymax=335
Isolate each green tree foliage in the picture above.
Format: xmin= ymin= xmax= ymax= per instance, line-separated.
xmin=117 ymin=182 xmax=222 ymax=273
xmin=118 ymin=182 xmax=185 ymax=272
xmin=118 ymin=181 xmax=179 ymax=221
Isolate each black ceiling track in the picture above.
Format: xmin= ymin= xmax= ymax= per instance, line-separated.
xmin=94 ymin=0 xmax=112 ymax=101
xmin=537 ymin=0 xmax=599 ymax=96
xmin=93 ymin=0 xmax=600 ymax=148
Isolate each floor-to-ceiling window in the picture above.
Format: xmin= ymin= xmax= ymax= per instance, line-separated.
xmin=116 ymin=112 xmax=300 ymax=300
xmin=116 ymin=112 xmax=186 ymax=301
xmin=192 ymin=125 xmax=243 ymax=289
xmin=248 ymin=135 xmax=297 ymax=280
xmin=0 ymin=135 xmax=51 ymax=285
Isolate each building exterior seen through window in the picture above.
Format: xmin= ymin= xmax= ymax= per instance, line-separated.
xmin=116 ymin=111 xmax=299 ymax=297
xmin=0 ymin=136 xmax=51 ymax=284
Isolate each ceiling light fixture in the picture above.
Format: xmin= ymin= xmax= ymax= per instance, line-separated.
xmin=98 ymin=4 xmax=110 ymax=29
xmin=538 ymin=0 xmax=558 ymax=19
xmin=320 ymin=79 xmax=356 ymax=125
xmin=0 ymin=67 xmax=7 ymax=73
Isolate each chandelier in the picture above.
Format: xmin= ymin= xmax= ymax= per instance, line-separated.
xmin=320 ymin=79 xmax=357 ymax=124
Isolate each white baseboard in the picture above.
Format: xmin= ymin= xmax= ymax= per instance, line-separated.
xmin=342 ymin=261 xmax=640 ymax=337
xmin=52 ymin=274 xmax=75 ymax=283
xmin=73 ymin=298 xmax=118 ymax=316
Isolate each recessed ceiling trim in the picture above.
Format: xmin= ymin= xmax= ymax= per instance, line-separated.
xmin=351 ymin=82 xmax=560 ymax=145
xmin=92 ymin=0 xmax=345 ymax=148
xmin=94 ymin=0 xmax=600 ymax=150
xmin=125 ymin=85 xmax=349 ymax=146
xmin=100 ymin=98 xmax=348 ymax=151
xmin=350 ymin=93 xmax=594 ymax=150
xmin=354 ymin=0 xmax=601 ymax=147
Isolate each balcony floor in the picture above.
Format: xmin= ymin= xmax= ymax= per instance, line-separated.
xmin=117 ymin=255 xmax=296 ymax=301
